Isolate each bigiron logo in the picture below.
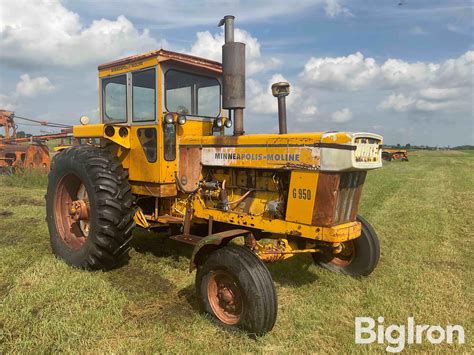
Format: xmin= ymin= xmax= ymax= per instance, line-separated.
xmin=213 ymin=152 xmax=301 ymax=162
xmin=355 ymin=317 xmax=465 ymax=353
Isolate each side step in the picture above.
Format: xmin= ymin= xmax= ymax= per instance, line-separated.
xmin=169 ymin=234 xmax=203 ymax=246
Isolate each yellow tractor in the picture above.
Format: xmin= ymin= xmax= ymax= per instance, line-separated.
xmin=46 ymin=16 xmax=383 ymax=335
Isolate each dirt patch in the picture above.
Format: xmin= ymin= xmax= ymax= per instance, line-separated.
xmin=124 ymin=296 xmax=196 ymax=324
xmin=0 ymin=210 xmax=13 ymax=217
xmin=6 ymin=196 xmax=43 ymax=206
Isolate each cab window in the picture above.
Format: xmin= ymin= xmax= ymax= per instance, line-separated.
xmin=165 ymin=70 xmax=220 ymax=117
xmin=102 ymin=74 xmax=127 ymax=123
xmin=132 ymin=68 xmax=156 ymax=122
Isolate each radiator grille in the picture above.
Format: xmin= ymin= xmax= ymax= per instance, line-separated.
xmin=333 ymin=171 xmax=366 ymax=224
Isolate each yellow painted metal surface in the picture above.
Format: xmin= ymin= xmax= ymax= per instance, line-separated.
xmin=130 ymin=182 xmax=177 ymax=197
xmin=321 ymin=132 xmax=353 ymax=144
xmin=129 ymin=125 xmax=159 ymax=182
xmin=181 ymin=134 xmax=323 ymax=169
xmin=177 ymin=119 xmax=213 ymax=137
xmin=255 ymin=238 xmax=321 ymax=262
xmin=134 ymin=208 xmax=150 ymax=228
xmin=106 ymin=127 xmax=130 ymax=149
xmin=73 ymin=124 xmax=130 ymax=148
xmin=99 ymin=57 xmax=158 ymax=78
xmin=286 ymin=170 xmax=319 ymax=225
xmin=73 ymin=124 xmax=104 ymax=137
xmin=191 ymin=195 xmax=361 ymax=243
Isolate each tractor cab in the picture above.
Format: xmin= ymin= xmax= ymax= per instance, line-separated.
xmin=74 ymin=50 xmax=226 ymax=195
xmin=98 ymin=49 xmax=224 ymax=134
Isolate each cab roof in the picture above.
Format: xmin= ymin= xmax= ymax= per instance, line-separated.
xmin=98 ymin=49 xmax=222 ymax=73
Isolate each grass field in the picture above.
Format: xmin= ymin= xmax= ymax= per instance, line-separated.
xmin=0 ymin=151 xmax=472 ymax=353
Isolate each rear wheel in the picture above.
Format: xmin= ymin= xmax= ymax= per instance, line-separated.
xmin=313 ymin=215 xmax=380 ymax=276
xmin=45 ymin=146 xmax=135 ymax=270
xmin=196 ymin=245 xmax=277 ymax=336
xmin=382 ymin=152 xmax=392 ymax=161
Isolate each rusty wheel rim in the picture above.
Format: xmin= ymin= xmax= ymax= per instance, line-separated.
xmin=54 ymin=174 xmax=90 ymax=250
xmin=207 ymin=270 xmax=243 ymax=325
xmin=330 ymin=241 xmax=355 ymax=267
xmin=77 ymin=184 xmax=90 ymax=238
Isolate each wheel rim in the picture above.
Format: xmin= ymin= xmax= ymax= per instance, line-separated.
xmin=207 ymin=270 xmax=243 ymax=325
xmin=330 ymin=241 xmax=355 ymax=267
xmin=54 ymin=173 xmax=90 ymax=250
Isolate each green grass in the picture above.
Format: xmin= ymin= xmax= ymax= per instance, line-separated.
xmin=0 ymin=151 xmax=472 ymax=353
xmin=2 ymin=169 xmax=48 ymax=189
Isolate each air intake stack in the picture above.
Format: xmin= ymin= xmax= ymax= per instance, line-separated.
xmin=271 ymin=82 xmax=290 ymax=134
xmin=218 ymin=15 xmax=245 ymax=136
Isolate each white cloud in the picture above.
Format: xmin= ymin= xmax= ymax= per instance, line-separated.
xmin=0 ymin=95 xmax=16 ymax=111
xmin=247 ymin=73 xmax=320 ymax=121
xmin=189 ymin=28 xmax=280 ymax=76
xmin=419 ymin=87 xmax=462 ymax=101
xmin=331 ymin=108 xmax=353 ymax=123
xmin=247 ymin=74 xmax=288 ymax=114
xmin=377 ymin=92 xmax=467 ymax=113
xmin=299 ymin=50 xmax=473 ymax=117
xmin=380 ymin=59 xmax=439 ymax=88
xmin=377 ymin=94 xmax=416 ymax=112
xmin=300 ymin=51 xmax=473 ymax=91
xmin=16 ymin=74 xmax=54 ymax=97
xmin=300 ymin=52 xmax=380 ymax=90
xmin=301 ymin=105 xmax=319 ymax=116
xmin=324 ymin=0 xmax=353 ymax=18
xmin=0 ymin=0 xmax=160 ymax=67
xmin=434 ymin=50 xmax=473 ymax=88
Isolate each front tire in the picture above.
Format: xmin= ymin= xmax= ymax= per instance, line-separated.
xmin=196 ymin=245 xmax=277 ymax=336
xmin=45 ymin=146 xmax=135 ymax=270
xmin=313 ymin=215 xmax=380 ymax=276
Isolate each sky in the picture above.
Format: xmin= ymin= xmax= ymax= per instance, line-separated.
xmin=0 ymin=0 xmax=472 ymax=146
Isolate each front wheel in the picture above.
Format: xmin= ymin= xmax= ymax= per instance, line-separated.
xmin=313 ymin=215 xmax=380 ymax=276
xmin=196 ymin=245 xmax=277 ymax=336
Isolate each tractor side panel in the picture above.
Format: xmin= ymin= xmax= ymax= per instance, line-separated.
xmin=286 ymin=170 xmax=319 ymax=225
xmin=312 ymin=171 xmax=366 ymax=227
xmin=129 ymin=125 xmax=160 ymax=183
xmin=179 ymin=146 xmax=202 ymax=190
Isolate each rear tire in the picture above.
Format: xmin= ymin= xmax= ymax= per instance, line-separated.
xmin=382 ymin=152 xmax=392 ymax=161
xmin=196 ymin=245 xmax=277 ymax=336
xmin=45 ymin=146 xmax=135 ymax=270
xmin=312 ymin=215 xmax=380 ymax=276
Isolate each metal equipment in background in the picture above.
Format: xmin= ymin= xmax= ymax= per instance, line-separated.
xmin=0 ymin=110 xmax=72 ymax=172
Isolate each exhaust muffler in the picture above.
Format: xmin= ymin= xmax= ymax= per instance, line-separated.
xmin=218 ymin=15 xmax=245 ymax=136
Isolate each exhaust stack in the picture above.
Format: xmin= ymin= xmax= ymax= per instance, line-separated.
xmin=218 ymin=15 xmax=245 ymax=136
xmin=271 ymin=82 xmax=290 ymax=134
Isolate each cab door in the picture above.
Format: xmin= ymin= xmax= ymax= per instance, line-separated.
xmin=128 ymin=67 xmax=161 ymax=183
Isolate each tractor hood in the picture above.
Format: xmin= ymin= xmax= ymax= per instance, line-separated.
xmin=180 ymin=131 xmax=383 ymax=172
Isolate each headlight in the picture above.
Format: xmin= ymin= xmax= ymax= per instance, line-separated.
xmin=224 ymin=118 xmax=232 ymax=128
xmin=215 ymin=118 xmax=223 ymax=128
xmin=164 ymin=113 xmax=174 ymax=124
xmin=79 ymin=115 xmax=90 ymax=125
xmin=177 ymin=115 xmax=187 ymax=125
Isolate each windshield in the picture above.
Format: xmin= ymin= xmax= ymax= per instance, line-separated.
xmin=165 ymin=70 xmax=220 ymax=117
